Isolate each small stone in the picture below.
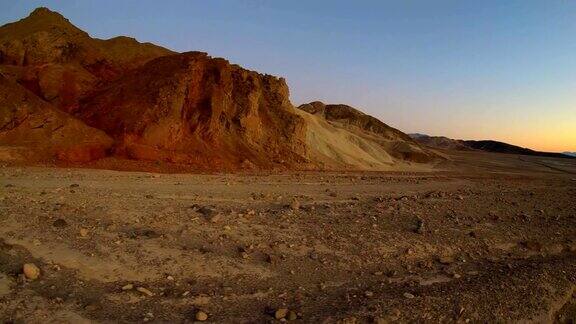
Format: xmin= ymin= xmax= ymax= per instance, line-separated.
xmin=265 ymin=254 xmax=276 ymax=264
xmin=287 ymin=310 xmax=298 ymax=321
xmin=195 ymin=310 xmax=208 ymax=321
xmin=275 ymin=308 xmax=289 ymax=319
xmin=23 ymin=263 xmax=40 ymax=280
xmin=52 ymin=219 xmax=68 ymax=228
xmin=198 ymin=206 xmax=217 ymax=217
xmin=166 ymin=275 xmax=174 ymax=281
xmin=79 ymin=228 xmax=89 ymax=237
xmin=414 ymin=218 xmax=425 ymax=234
xmin=122 ymin=284 xmax=134 ymax=291
xmin=364 ymin=290 xmax=374 ymax=297
xmin=403 ymin=292 xmax=415 ymax=299
xmin=84 ymin=304 xmax=99 ymax=311
xmin=289 ymin=198 xmax=300 ymax=210
xmin=136 ymin=287 xmax=154 ymax=296
xmin=438 ymin=255 xmax=454 ymax=265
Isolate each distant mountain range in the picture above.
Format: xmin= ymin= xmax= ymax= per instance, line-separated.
xmin=410 ymin=134 xmax=575 ymax=159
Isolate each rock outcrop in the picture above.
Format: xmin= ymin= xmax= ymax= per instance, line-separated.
xmin=77 ymin=52 xmax=307 ymax=170
xmin=0 ymin=7 xmax=172 ymax=110
xmin=0 ymin=74 xmax=113 ymax=162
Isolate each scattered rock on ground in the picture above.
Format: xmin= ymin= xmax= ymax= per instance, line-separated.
xmin=275 ymin=308 xmax=289 ymax=319
xmin=23 ymin=263 xmax=40 ymax=280
xmin=52 ymin=218 xmax=68 ymax=228
xmin=290 ymin=198 xmax=300 ymax=210
xmin=136 ymin=287 xmax=154 ymax=296
xmin=403 ymin=292 xmax=415 ymax=299
xmin=195 ymin=310 xmax=208 ymax=321
xmin=122 ymin=284 xmax=134 ymax=291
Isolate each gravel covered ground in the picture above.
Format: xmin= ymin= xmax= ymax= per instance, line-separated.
xmin=0 ymin=151 xmax=575 ymax=323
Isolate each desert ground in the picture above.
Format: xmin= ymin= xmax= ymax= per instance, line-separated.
xmin=1 ymin=150 xmax=575 ymax=323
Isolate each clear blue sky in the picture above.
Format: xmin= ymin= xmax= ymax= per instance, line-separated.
xmin=1 ymin=0 xmax=575 ymax=151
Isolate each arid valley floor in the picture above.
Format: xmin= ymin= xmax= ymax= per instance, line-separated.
xmin=0 ymin=151 xmax=575 ymax=323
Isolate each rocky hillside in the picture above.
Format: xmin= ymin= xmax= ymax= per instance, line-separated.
xmin=0 ymin=7 xmax=172 ymax=111
xmin=0 ymin=74 xmax=113 ymax=162
xmin=0 ymin=7 xmax=438 ymax=170
xmin=297 ymin=102 xmax=438 ymax=170
xmin=78 ymin=52 xmax=307 ymax=170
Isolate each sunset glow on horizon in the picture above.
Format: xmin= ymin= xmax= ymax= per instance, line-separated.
xmin=1 ymin=0 xmax=574 ymax=153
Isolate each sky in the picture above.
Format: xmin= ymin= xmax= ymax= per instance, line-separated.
xmin=1 ymin=0 xmax=575 ymax=152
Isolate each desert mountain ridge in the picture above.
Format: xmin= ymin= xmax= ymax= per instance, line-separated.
xmin=0 ymin=7 xmax=439 ymax=171
xmin=410 ymin=133 xmax=575 ymax=159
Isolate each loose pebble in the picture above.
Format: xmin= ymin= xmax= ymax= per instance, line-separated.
xmin=275 ymin=308 xmax=289 ymax=319
xmin=136 ymin=287 xmax=154 ymax=296
xmin=195 ymin=310 xmax=208 ymax=321
xmin=23 ymin=263 xmax=40 ymax=280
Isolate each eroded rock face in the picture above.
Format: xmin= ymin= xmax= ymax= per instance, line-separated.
xmin=77 ymin=52 xmax=308 ymax=170
xmin=297 ymin=101 xmax=439 ymax=164
xmin=0 ymin=7 xmax=172 ymax=110
xmin=0 ymin=74 xmax=113 ymax=162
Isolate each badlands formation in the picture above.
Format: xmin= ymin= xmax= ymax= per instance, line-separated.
xmin=0 ymin=7 xmax=436 ymax=171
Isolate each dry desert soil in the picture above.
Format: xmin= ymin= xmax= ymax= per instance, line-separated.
xmin=1 ymin=150 xmax=576 ymax=323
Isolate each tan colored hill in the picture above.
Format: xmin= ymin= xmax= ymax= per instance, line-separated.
xmin=296 ymin=102 xmax=438 ymax=170
xmin=0 ymin=74 xmax=113 ymax=162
